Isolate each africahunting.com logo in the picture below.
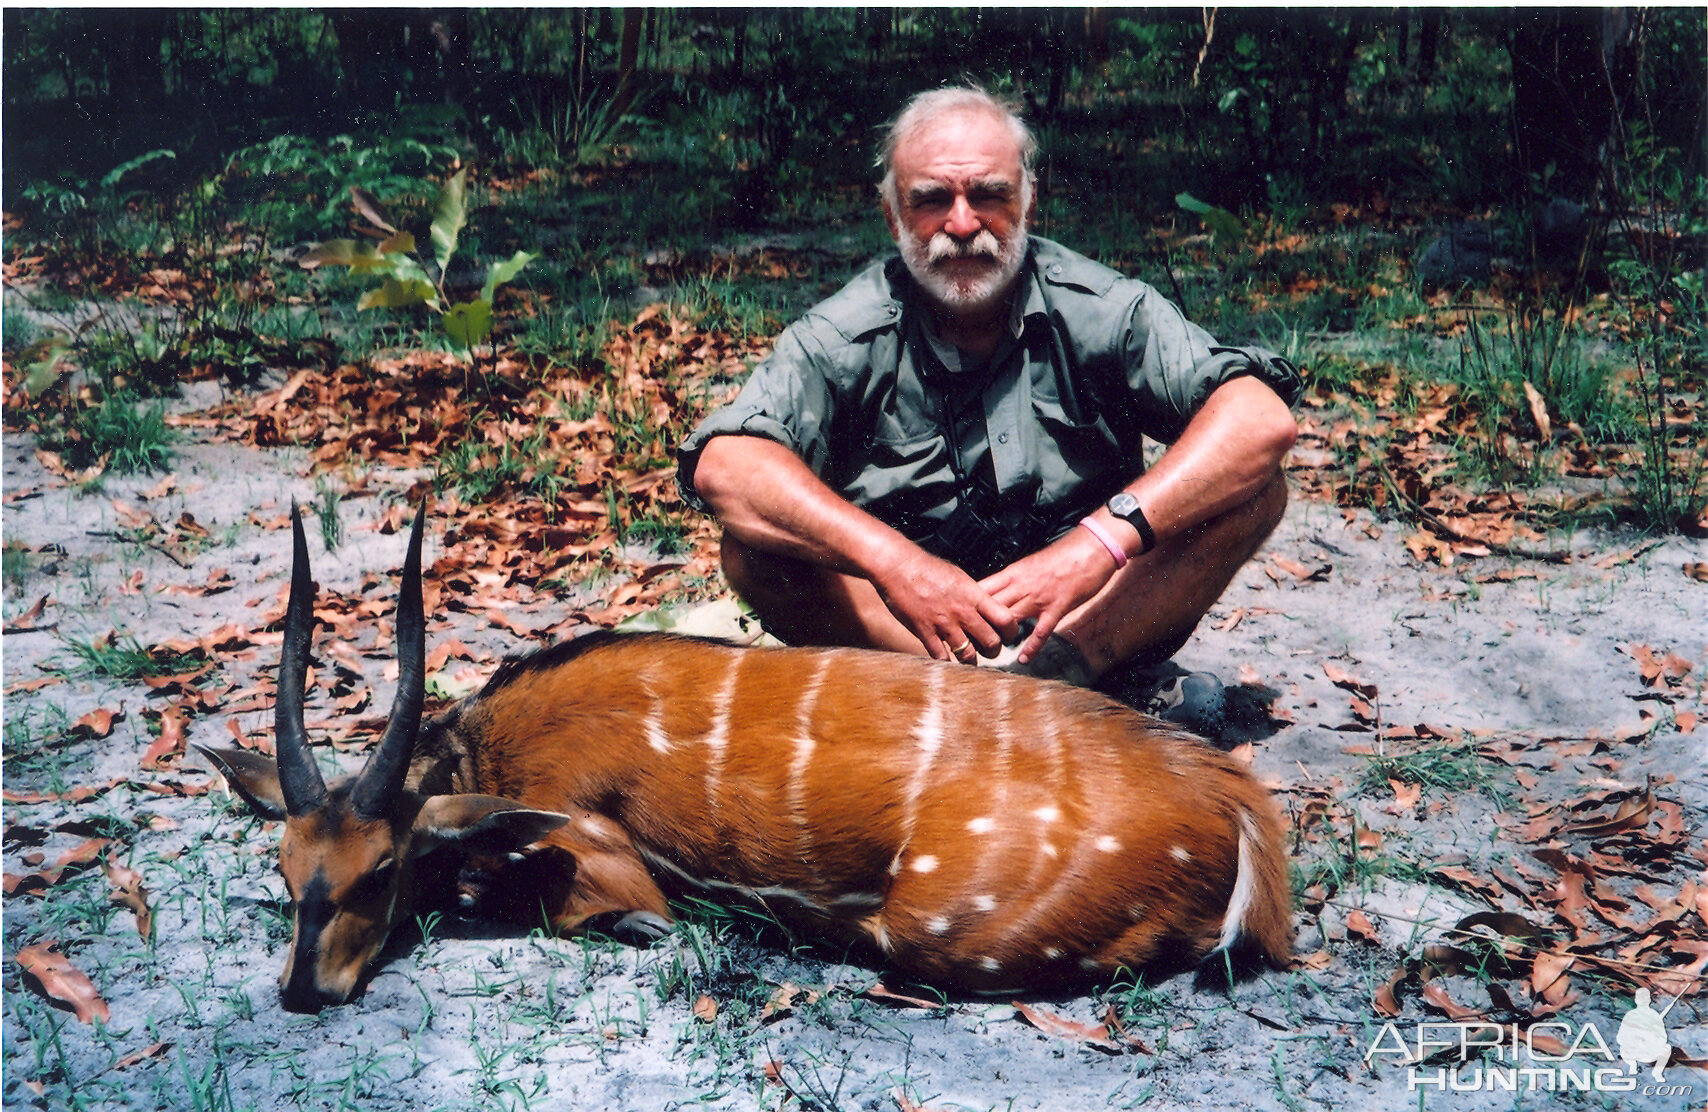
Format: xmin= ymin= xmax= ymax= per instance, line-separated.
xmin=1365 ymin=989 xmax=1693 ymax=1096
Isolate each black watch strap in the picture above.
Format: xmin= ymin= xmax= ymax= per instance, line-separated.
xmin=1108 ymin=494 xmax=1156 ymax=555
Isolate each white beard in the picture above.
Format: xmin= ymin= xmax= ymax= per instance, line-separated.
xmin=897 ymin=222 xmax=1029 ymax=315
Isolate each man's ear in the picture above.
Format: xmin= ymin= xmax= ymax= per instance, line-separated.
xmin=197 ymin=745 xmax=289 ymax=820
xmin=412 ymin=794 xmax=570 ymax=857
xmin=881 ymin=196 xmax=900 ymax=242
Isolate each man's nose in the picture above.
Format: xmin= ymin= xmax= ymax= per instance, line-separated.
xmin=943 ymin=194 xmax=980 ymax=239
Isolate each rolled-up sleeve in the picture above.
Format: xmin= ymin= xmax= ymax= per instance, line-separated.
xmin=1122 ymin=285 xmax=1304 ymax=444
xmin=676 ymin=320 xmax=839 ymax=512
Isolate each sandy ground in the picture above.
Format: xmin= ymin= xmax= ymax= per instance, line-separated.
xmin=2 ymin=418 xmax=1705 ymax=1111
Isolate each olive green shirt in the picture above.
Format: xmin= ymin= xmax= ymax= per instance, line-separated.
xmin=677 ymin=237 xmax=1301 ymax=544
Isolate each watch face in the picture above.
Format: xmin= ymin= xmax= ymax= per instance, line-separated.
xmin=1108 ymin=492 xmax=1138 ymax=516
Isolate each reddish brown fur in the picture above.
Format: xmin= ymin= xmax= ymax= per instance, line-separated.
xmin=424 ymin=634 xmax=1291 ymax=992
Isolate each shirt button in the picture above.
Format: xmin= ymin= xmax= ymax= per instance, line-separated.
xmin=997 ymin=433 xmax=1010 ymax=444
xmin=1049 ymin=265 xmax=1062 ymax=275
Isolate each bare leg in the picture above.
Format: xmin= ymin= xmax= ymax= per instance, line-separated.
xmin=1057 ymin=470 xmax=1289 ymax=676
xmin=720 ymin=471 xmax=1288 ymax=679
xmin=720 ymin=532 xmax=927 ymax=654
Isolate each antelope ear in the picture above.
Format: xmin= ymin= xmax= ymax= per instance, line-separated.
xmin=197 ymin=745 xmax=289 ymax=820
xmin=411 ymin=795 xmax=570 ymax=857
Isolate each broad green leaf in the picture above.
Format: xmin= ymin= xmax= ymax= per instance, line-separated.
xmin=358 ymin=278 xmax=436 ymax=310
xmin=431 ymin=168 xmax=469 ymax=275
xmin=349 ymin=244 xmax=400 ymax=274
xmin=1175 ymin=192 xmax=1244 ymax=245
xmin=297 ymin=239 xmax=359 ymax=269
xmin=381 ymin=254 xmax=435 ymax=288
xmin=20 ymin=336 xmax=69 ymax=397
xmin=100 ymin=148 xmax=175 ymax=190
xmin=350 ymin=185 xmax=397 ymax=232
xmin=480 ymin=250 xmax=536 ymax=303
xmin=443 ymin=299 xmax=492 ymax=350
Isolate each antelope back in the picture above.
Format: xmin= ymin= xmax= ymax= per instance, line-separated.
xmin=456 ymin=632 xmax=1292 ymax=992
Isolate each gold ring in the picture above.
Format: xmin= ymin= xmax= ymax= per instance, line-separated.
xmin=949 ymin=640 xmax=973 ymax=656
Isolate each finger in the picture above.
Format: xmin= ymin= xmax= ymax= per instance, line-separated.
xmin=974 ymin=596 xmax=1022 ymax=650
xmin=1016 ymin=609 xmax=1061 ymax=664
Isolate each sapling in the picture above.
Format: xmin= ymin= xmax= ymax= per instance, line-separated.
xmin=301 ymin=169 xmax=535 ymax=361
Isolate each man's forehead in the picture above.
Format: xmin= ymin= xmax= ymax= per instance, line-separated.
xmin=893 ymin=108 xmax=1023 ymax=180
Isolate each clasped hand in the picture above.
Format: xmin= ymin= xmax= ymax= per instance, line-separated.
xmin=875 ymin=530 xmax=1117 ymax=664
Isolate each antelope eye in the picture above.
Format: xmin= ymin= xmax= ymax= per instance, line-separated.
xmin=358 ymin=857 xmax=397 ymax=898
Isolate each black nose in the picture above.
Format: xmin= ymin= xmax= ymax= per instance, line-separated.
xmin=279 ymin=965 xmax=343 ymax=1014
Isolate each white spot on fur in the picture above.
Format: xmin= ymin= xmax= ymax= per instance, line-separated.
xmin=967 ymin=816 xmax=996 ymax=834
xmin=1033 ymin=805 xmax=1059 ymax=824
xmin=979 ymin=956 xmax=1001 ymax=973
xmin=1095 ymin=835 xmax=1121 ymax=853
xmin=1171 ymin=844 xmax=1193 ymax=863
xmin=1078 ymin=956 xmax=1102 ymax=973
xmin=1041 ymin=842 xmax=1058 ymax=858
xmin=911 ymin=855 xmax=939 ymax=874
xmin=888 ymin=855 xmax=903 ymax=877
xmin=972 ymin=894 xmax=996 ymax=913
xmin=1130 ymin=903 xmax=1148 ymax=921
xmin=926 ymin=916 xmax=950 ymax=935
xmin=1043 ymin=946 xmax=1063 ymax=960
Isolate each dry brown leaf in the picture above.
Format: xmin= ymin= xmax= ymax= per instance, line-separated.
xmin=1345 ymin=909 xmax=1381 ymax=943
xmin=761 ymin=980 xmax=817 ymax=1023
xmin=1530 ymin=951 xmax=1578 ymax=1006
xmin=1686 ymin=561 xmax=1708 ymax=584
xmin=1387 ymin=779 xmax=1422 ymax=809
xmin=105 ymin=861 xmax=154 ymax=939
xmin=15 ymin=942 xmax=110 ymax=1024
xmin=691 ymin=994 xmax=718 ymax=1022
xmin=1012 ymin=1001 xmax=1117 ymax=1050
xmin=1323 ymin=660 xmax=1378 ymax=698
xmin=1421 ymin=981 xmax=1485 ymax=1021
xmin=71 ymin=707 xmax=122 ymax=739
xmin=1373 ymin=967 xmax=1406 ymax=1017
xmin=1521 ymin=381 xmax=1552 ymax=442
xmin=1565 ymin=787 xmax=1653 ymax=837
xmin=113 ymin=1041 xmax=171 ymax=1069
xmin=861 ymin=981 xmax=946 ymax=1010
xmin=141 ymin=706 xmax=186 ymax=769
xmin=3 ymin=593 xmax=53 ymax=633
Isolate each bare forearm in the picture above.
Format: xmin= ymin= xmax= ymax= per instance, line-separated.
xmin=1097 ymin=376 xmax=1296 ymax=552
xmin=692 ymin=435 xmax=910 ymax=578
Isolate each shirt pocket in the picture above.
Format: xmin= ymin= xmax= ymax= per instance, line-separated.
xmin=844 ymin=426 xmax=955 ymax=527
xmin=1031 ymin=404 xmax=1120 ymax=502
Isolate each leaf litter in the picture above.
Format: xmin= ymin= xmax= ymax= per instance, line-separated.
xmin=3 ymin=221 xmax=1704 ymax=1107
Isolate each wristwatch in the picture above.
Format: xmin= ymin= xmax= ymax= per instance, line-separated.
xmin=1106 ymin=492 xmax=1157 ymax=555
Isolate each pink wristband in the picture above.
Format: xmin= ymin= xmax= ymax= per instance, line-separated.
xmin=1077 ymin=516 xmax=1128 ymax=569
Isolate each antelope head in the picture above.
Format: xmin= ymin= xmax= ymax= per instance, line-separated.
xmin=200 ymin=506 xmax=568 ymax=1013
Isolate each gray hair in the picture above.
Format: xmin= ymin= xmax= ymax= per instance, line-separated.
xmin=877 ymin=86 xmax=1038 ymax=213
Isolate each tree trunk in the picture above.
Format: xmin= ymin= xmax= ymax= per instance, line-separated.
xmin=613 ymin=7 xmax=643 ymax=118
xmin=1417 ymin=9 xmax=1441 ymax=83
xmin=1507 ymin=8 xmax=1643 ymax=199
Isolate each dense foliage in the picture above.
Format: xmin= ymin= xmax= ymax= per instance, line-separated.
xmin=3 ymin=8 xmax=1704 ymax=533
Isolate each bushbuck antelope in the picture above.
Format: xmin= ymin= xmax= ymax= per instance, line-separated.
xmin=201 ymin=507 xmax=1291 ymax=1012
